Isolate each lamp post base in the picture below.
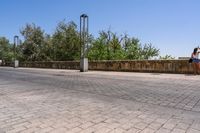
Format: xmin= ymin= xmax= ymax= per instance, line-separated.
xmin=14 ymin=60 xmax=19 ymax=68
xmin=80 ymin=58 xmax=88 ymax=72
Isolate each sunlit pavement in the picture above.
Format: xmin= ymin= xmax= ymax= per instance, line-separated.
xmin=0 ymin=67 xmax=200 ymax=133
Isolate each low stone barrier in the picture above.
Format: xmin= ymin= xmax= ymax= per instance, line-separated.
xmin=18 ymin=60 xmax=194 ymax=74
xmin=19 ymin=61 xmax=80 ymax=70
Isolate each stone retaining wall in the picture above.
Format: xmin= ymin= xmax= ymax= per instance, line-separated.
xmin=19 ymin=60 xmax=194 ymax=74
xmin=19 ymin=61 xmax=80 ymax=70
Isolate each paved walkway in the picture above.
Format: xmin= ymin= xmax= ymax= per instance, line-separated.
xmin=0 ymin=67 xmax=200 ymax=133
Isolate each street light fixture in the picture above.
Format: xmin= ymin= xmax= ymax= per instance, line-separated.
xmin=80 ymin=14 xmax=89 ymax=72
xmin=14 ymin=35 xmax=19 ymax=60
xmin=14 ymin=35 xmax=19 ymax=68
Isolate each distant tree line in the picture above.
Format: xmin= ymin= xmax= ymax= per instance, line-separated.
xmin=0 ymin=20 xmax=167 ymax=63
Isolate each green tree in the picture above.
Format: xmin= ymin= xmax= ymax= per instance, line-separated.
xmin=123 ymin=36 xmax=141 ymax=60
xmin=109 ymin=33 xmax=124 ymax=60
xmin=20 ymin=23 xmax=48 ymax=61
xmin=42 ymin=34 xmax=54 ymax=61
xmin=0 ymin=37 xmax=14 ymax=63
xmin=88 ymin=29 xmax=160 ymax=61
xmin=97 ymin=30 xmax=112 ymax=60
xmin=17 ymin=22 xmax=160 ymax=62
xmin=88 ymin=30 xmax=125 ymax=60
xmin=140 ymin=43 xmax=160 ymax=59
xmin=52 ymin=21 xmax=80 ymax=61
xmin=159 ymin=54 xmax=175 ymax=60
xmin=88 ymin=38 xmax=107 ymax=60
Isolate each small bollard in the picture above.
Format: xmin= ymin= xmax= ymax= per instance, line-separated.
xmin=14 ymin=60 xmax=19 ymax=68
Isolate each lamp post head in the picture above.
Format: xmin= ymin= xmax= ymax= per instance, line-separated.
xmin=14 ymin=35 xmax=19 ymax=38
xmin=80 ymin=14 xmax=88 ymax=18
xmin=14 ymin=35 xmax=19 ymax=48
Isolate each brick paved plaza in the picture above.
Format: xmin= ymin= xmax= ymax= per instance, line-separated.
xmin=0 ymin=67 xmax=200 ymax=133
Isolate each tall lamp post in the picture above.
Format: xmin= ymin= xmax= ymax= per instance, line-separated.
xmin=14 ymin=35 xmax=19 ymax=68
xmin=80 ymin=14 xmax=89 ymax=72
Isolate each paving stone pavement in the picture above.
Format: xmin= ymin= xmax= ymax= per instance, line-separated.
xmin=0 ymin=67 xmax=200 ymax=133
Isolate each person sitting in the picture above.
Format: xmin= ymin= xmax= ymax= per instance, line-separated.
xmin=191 ymin=47 xmax=200 ymax=75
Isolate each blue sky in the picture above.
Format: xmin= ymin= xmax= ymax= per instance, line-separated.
xmin=0 ymin=0 xmax=200 ymax=58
